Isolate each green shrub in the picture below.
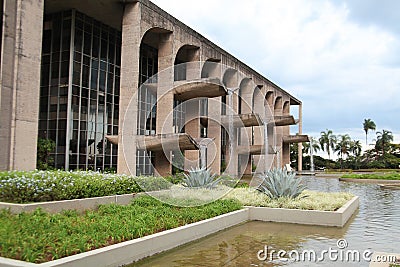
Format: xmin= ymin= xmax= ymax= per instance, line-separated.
xmin=36 ymin=138 xmax=56 ymax=170
xmin=341 ymin=173 xmax=400 ymax=180
xmin=257 ymin=168 xmax=306 ymax=199
xmin=0 ymin=170 xmax=171 ymax=203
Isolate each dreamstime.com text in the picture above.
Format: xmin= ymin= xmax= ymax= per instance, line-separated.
xmin=257 ymin=239 xmax=398 ymax=264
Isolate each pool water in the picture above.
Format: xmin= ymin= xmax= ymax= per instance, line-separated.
xmin=131 ymin=177 xmax=400 ymax=266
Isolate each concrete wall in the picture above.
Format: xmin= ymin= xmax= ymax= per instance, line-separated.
xmin=0 ymin=0 xmax=44 ymax=171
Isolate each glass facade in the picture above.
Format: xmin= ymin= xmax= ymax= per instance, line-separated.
xmin=136 ymin=44 xmax=158 ymax=175
xmin=39 ymin=10 xmax=121 ymax=171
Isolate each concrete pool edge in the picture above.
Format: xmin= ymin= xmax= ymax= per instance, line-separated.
xmin=248 ymin=196 xmax=359 ymax=227
xmin=0 ymin=197 xmax=359 ymax=267
xmin=339 ymin=178 xmax=400 ymax=184
xmin=0 ymin=194 xmax=137 ymax=214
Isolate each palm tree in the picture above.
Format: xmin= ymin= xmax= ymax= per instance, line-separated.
xmin=350 ymin=140 xmax=362 ymax=157
xmin=363 ymin=119 xmax=376 ymax=146
xmin=375 ymin=130 xmax=393 ymax=157
xmin=304 ymin=137 xmax=320 ymax=172
xmin=335 ymin=134 xmax=351 ymax=168
xmin=303 ymin=137 xmax=320 ymax=155
xmin=319 ymin=129 xmax=336 ymax=159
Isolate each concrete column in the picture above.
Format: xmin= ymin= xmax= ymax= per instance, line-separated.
xmin=282 ymin=108 xmax=291 ymax=167
xmin=298 ymin=103 xmax=303 ymax=172
xmin=154 ymin=33 xmax=174 ymax=176
xmin=0 ymin=0 xmax=44 ymax=171
xmin=207 ymin=98 xmax=221 ymax=175
xmin=118 ymin=2 xmax=141 ymax=175
xmin=184 ymin=100 xmax=200 ymax=170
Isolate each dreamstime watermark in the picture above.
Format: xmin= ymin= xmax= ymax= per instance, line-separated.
xmin=257 ymin=239 xmax=398 ymax=264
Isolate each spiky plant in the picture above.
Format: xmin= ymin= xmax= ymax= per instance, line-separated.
xmin=257 ymin=168 xmax=307 ymax=199
xmin=182 ymin=168 xmax=222 ymax=189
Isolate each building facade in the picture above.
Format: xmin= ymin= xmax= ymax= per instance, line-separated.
xmin=0 ymin=0 xmax=307 ymax=177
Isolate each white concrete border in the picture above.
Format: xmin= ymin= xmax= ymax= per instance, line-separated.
xmin=0 ymin=194 xmax=136 ymax=214
xmin=0 ymin=197 xmax=359 ymax=267
xmin=249 ymin=196 xmax=359 ymax=227
xmin=0 ymin=209 xmax=249 ymax=267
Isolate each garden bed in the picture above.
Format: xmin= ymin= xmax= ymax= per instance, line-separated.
xmin=0 ymin=195 xmax=359 ymax=267
xmin=0 ymin=196 xmax=242 ymax=264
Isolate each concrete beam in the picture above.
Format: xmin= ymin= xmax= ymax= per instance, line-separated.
xmin=282 ymin=134 xmax=309 ymax=144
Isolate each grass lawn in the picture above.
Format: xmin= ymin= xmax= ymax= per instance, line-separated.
xmin=341 ymin=173 xmax=400 ymax=180
xmin=0 ymin=195 xmax=242 ymax=263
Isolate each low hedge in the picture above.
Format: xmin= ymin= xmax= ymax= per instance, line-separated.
xmin=0 ymin=170 xmax=171 ymax=203
xmin=341 ymin=173 xmax=400 ymax=180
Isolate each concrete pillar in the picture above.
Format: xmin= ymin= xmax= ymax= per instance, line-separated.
xmin=207 ymin=98 xmax=221 ymax=175
xmin=118 ymin=2 xmax=141 ymax=175
xmin=281 ymin=103 xmax=291 ymax=167
xmin=154 ymin=32 xmax=174 ymax=176
xmin=0 ymin=0 xmax=44 ymax=170
xmin=298 ymin=103 xmax=303 ymax=172
xmin=239 ymin=84 xmax=253 ymax=176
xmin=184 ymin=100 xmax=200 ymax=170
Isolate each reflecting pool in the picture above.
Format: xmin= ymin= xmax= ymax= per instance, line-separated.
xmin=131 ymin=176 xmax=400 ymax=266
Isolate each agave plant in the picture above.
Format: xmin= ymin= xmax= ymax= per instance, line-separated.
xmin=182 ymin=168 xmax=222 ymax=189
xmin=256 ymin=168 xmax=306 ymax=199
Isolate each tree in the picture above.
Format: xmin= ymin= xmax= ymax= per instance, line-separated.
xmin=335 ymin=134 xmax=351 ymax=168
xmin=37 ymin=138 xmax=56 ymax=170
xmin=375 ymin=130 xmax=393 ymax=157
xmin=303 ymin=138 xmax=320 ymax=155
xmin=304 ymin=137 xmax=320 ymax=172
xmin=363 ymin=119 xmax=376 ymax=146
xmin=319 ymin=129 xmax=336 ymax=159
xmin=350 ymin=140 xmax=362 ymax=157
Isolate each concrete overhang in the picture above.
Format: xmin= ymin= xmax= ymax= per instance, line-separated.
xmin=106 ymin=133 xmax=199 ymax=151
xmin=173 ymin=78 xmax=227 ymax=101
xmin=221 ymin=113 xmax=263 ymax=128
xmin=137 ymin=133 xmax=199 ymax=151
xmin=238 ymin=145 xmax=265 ymax=155
xmin=273 ymin=115 xmax=298 ymax=126
xmin=282 ymin=135 xmax=310 ymax=144
xmin=45 ymin=0 xmax=138 ymax=30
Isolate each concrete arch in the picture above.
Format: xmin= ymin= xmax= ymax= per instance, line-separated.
xmin=252 ymin=86 xmax=265 ymax=117
xmin=222 ymin=68 xmax=238 ymax=89
xmin=174 ymin=44 xmax=200 ymax=81
xmin=274 ymin=96 xmax=283 ymax=116
xmin=283 ymin=100 xmax=290 ymax=115
xmin=265 ymin=91 xmax=274 ymax=107
xmin=140 ymin=27 xmax=173 ymax=49
xmin=238 ymin=78 xmax=253 ymax=115
xmin=201 ymin=58 xmax=221 ymax=78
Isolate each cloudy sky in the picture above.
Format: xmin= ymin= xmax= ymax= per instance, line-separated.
xmin=152 ymin=0 xmax=400 ymax=154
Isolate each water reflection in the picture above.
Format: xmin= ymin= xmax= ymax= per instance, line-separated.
xmin=131 ymin=177 xmax=400 ymax=266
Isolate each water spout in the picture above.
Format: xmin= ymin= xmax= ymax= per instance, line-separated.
xmin=263 ymin=122 xmax=268 ymax=172
xmin=227 ymin=90 xmax=234 ymax=177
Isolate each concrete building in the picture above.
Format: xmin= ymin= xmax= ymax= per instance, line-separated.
xmin=0 ymin=0 xmax=308 ymax=177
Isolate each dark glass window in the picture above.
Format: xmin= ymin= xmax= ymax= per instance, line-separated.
xmin=39 ymin=10 xmax=121 ymax=171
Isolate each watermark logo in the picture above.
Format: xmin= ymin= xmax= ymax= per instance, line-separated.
xmin=257 ymin=239 xmax=397 ymax=264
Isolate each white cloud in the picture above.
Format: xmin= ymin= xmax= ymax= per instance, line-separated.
xmin=152 ymin=0 xmax=400 ymax=144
